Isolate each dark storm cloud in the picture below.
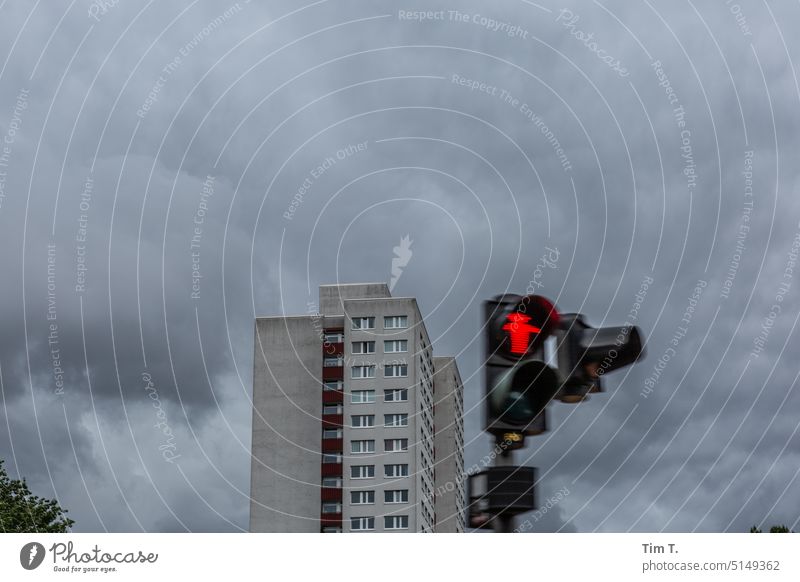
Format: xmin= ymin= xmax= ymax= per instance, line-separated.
xmin=0 ymin=0 xmax=798 ymax=532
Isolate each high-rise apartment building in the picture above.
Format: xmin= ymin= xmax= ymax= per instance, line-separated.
xmin=250 ymin=283 xmax=465 ymax=532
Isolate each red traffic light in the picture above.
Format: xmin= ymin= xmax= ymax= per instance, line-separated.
xmin=492 ymin=295 xmax=560 ymax=359
xmin=502 ymin=312 xmax=542 ymax=355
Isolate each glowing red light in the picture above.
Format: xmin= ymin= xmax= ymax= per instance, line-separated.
xmin=502 ymin=312 xmax=541 ymax=354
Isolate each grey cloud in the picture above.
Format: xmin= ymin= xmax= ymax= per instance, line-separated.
xmin=0 ymin=0 xmax=799 ymax=532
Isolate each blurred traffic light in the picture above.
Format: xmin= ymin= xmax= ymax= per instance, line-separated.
xmin=555 ymin=313 xmax=645 ymax=403
xmin=484 ymin=295 xmax=561 ymax=439
xmin=467 ymin=467 xmax=537 ymax=530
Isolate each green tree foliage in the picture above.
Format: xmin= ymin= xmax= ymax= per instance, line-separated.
xmin=750 ymin=524 xmax=793 ymax=533
xmin=0 ymin=459 xmax=74 ymax=532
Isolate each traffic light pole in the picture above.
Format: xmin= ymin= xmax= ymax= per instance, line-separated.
xmin=480 ymin=293 xmax=646 ymax=534
xmin=483 ymin=295 xmax=562 ymax=533
xmin=493 ymin=447 xmax=515 ymax=533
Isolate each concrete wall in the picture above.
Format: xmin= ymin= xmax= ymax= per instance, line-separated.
xmin=320 ymin=283 xmax=390 ymax=316
xmin=340 ymin=296 xmax=424 ymax=531
xmin=433 ymin=356 xmax=466 ymax=532
xmin=250 ymin=316 xmax=322 ymax=532
xmin=249 ymin=284 xmax=464 ymax=533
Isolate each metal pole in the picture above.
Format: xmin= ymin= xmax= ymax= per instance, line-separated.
xmin=493 ymin=447 xmax=515 ymax=533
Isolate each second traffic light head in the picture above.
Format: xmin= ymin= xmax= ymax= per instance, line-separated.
xmin=583 ymin=324 xmax=644 ymax=372
xmin=556 ymin=314 xmax=645 ymax=403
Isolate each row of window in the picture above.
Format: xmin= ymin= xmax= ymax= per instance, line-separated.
xmin=351 ymin=316 xmax=407 ymax=330
xmin=323 ymin=445 xmax=409 ymax=462
xmin=351 ymin=516 xmax=409 ymax=530
xmin=322 ymin=480 xmax=408 ymax=492
xmin=324 ymin=356 xmax=410 ymax=371
xmin=350 ymin=439 xmax=409 ymax=453
xmin=349 ymin=490 xmax=409 ymax=505
xmin=350 ymin=388 xmax=408 ymax=403
xmin=349 ymin=413 xmax=408 ymax=428
xmin=322 ymin=404 xmax=408 ymax=424
xmin=351 ymin=364 xmax=408 ymax=378
xmin=351 ymin=340 xmax=408 ymax=354
xmin=323 ymin=405 xmax=412 ymax=422
xmin=320 ymin=408 xmax=405 ymax=439
xmin=351 ymin=464 xmax=408 ymax=479
xmin=322 ymin=489 xmax=408 ymax=513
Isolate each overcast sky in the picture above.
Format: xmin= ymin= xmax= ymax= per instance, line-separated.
xmin=1 ymin=0 xmax=799 ymax=533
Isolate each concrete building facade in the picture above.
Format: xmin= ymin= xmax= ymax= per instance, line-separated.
xmin=250 ymin=283 xmax=464 ymax=532
xmin=432 ymin=356 xmax=466 ymax=532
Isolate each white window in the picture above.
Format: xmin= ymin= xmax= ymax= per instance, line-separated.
xmin=351 ymin=390 xmax=376 ymax=404
xmin=323 ymin=404 xmax=342 ymax=415
xmin=384 ymin=438 xmax=408 ymax=452
xmin=322 ymin=428 xmax=342 ymax=439
xmin=352 ymin=341 xmax=375 ymax=354
xmin=350 ymin=465 xmax=374 ymax=479
xmin=384 ymin=515 xmax=409 ymax=530
xmin=351 ymin=317 xmax=375 ymax=330
xmin=384 ymin=364 xmax=408 ymax=377
xmin=384 ymin=340 xmax=408 ymax=353
xmin=322 ymin=453 xmax=342 ymax=464
xmin=351 ymin=415 xmax=375 ymax=428
xmin=351 ymin=440 xmax=375 ymax=454
xmin=384 ymin=316 xmax=408 ymax=329
xmin=321 ymin=502 xmax=342 ymax=514
xmin=385 ymin=490 xmax=408 ymax=504
xmin=323 ymin=356 xmax=343 ymax=367
xmin=384 ymin=389 xmax=408 ymax=402
xmin=323 ymin=380 xmax=342 ymax=391
xmin=322 ymin=477 xmax=342 ymax=488
xmin=350 ymin=491 xmax=375 ymax=505
xmin=351 ymin=365 xmax=375 ymax=379
xmin=324 ymin=332 xmax=344 ymax=343
xmin=384 ymin=464 xmax=408 ymax=478
xmin=384 ymin=414 xmax=408 ymax=427
xmin=350 ymin=516 xmax=374 ymax=531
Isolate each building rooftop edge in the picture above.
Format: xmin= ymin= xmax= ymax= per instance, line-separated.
xmin=319 ymin=282 xmax=390 ymax=287
xmin=433 ymin=355 xmax=464 ymax=385
xmin=320 ymin=281 xmax=391 ymax=294
xmin=254 ymin=314 xmax=315 ymax=320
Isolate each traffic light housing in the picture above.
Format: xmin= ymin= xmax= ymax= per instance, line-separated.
xmin=484 ymin=295 xmax=561 ymax=437
xmin=555 ymin=313 xmax=645 ymax=403
xmin=467 ymin=466 xmax=537 ymax=530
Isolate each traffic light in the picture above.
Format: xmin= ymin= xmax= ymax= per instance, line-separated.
xmin=484 ymin=295 xmax=561 ymax=439
xmin=467 ymin=466 xmax=537 ymax=530
xmin=555 ymin=313 xmax=645 ymax=403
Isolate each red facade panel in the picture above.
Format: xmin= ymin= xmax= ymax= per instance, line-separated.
xmin=321 ymin=438 xmax=343 ymax=452
xmin=322 ymin=390 xmax=343 ymax=405
xmin=321 ymin=414 xmax=343 ymax=428
xmin=320 ymin=514 xmax=342 ymax=527
xmin=321 ymin=328 xmax=345 ymax=532
xmin=324 ymin=342 xmax=344 ymax=355
xmin=321 ymin=488 xmax=343 ymax=502
xmin=322 ymin=366 xmax=343 ymax=381
xmin=321 ymin=463 xmax=343 ymax=477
